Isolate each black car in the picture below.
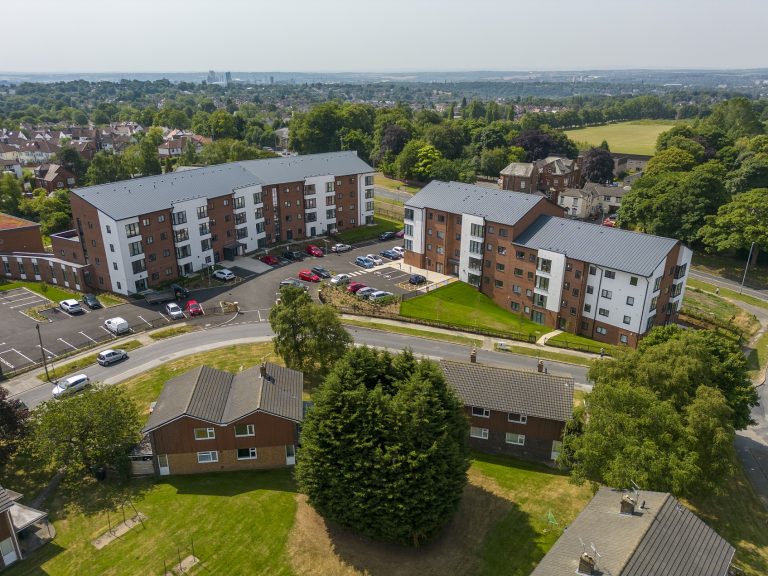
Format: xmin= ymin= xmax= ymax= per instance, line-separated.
xmin=379 ymin=231 xmax=396 ymax=241
xmin=409 ymin=274 xmax=427 ymax=285
xmin=82 ymin=293 xmax=102 ymax=309
xmin=311 ymin=266 xmax=331 ymax=279
xmin=282 ymin=250 xmax=303 ymax=261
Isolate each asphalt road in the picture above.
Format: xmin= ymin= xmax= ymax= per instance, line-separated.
xmin=16 ymin=322 xmax=589 ymax=409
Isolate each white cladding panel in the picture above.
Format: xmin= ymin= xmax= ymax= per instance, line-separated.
xmin=358 ymin=172 xmax=375 ymax=224
xmin=232 ymin=184 xmax=265 ymax=252
xmin=405 ymin=207 xmax=425 ymax=255
xmin=98 ymin=211 xmax=130 ymax=294
xmin=171 ymin=197 xmax=212 ymax=273
xmin=304 ymin=175 xmax=336 ymax=236
xmin=640 ymin=258 xmax=668 ymax=333
xmin=459 ymin=214 xmax=485 ymax=284
xmin=535 ymin=250 xmax=565 ymax=313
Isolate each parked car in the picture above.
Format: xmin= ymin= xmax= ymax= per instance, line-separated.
xmin=213 ymin=268 xmax=236 ymax=281
xmin=305 ymin=245 xmax=324 ymax=257
xmin=395 ymin=229 xmax=405 ymax=238
xmin=260 ymin=255 xmax=280 ymax=266
xmin=355 ymin=256 xmax=374 ymax=269
xmin=282 ymin=250 xmax=304 ymax=261
xmin=409 ymin=274 xmax=427 ymax=285
xmin=392 ymin=246 xmax=405 ymax=256
xmin=144 ymin=283 xmax=189 ymax=304
xmin=186 ymin=300 xmax=204 ymax=317
xmin=298 ymin=269 xmax=321 ymax=282
xmin=380 ymin=249 xmax=400 ymax=260
xmin=347 ymin=282 xmax=367 ymax=293
xmin=104 ymin=317 xmax=130 ymax=334
xmin=330 ymin=243 xmax=352 ymax=253
xmin=81 ymin=294 xmax=102 ymax=309
xmin=165 ymin=302 xmax=185 ymax=319
xmin=356 ymin=287 xmax=377 ymax=299
xmin=97 ymin=349 xmax=129 ymax=366
xmin=311 ymin=266 xmax=332 ymax=279
xmin=369 ymin=290 xmax=394 ymax=302
xmin=330 ymin=273 xmax=351 ymax=286
xmin=60 ymin=299 xmax=84 ymax=314
xmin=365 ymin=254 xmax=383 ymax=266
xmin=378 ymin=231 xmax=396 ymax=241
xmin=602 ymin=218 xmax=616 ymax=228
xmin=280 ymin=278 xmax=308 ymax=291
xmin=52 ymin=373 xmax=90 ymax=398
xmin=607 ymin=213 xmax=618 ymax=222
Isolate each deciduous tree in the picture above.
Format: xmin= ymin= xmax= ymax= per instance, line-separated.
xmin=0 ymin=386 xmax=29 ymax=467
xmin=581 ymin=146 xmax=615 ymax=183
xmin=699 ymin=188 xmax=768 ymax=264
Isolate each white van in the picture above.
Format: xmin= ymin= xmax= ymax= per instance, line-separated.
xmin=104 ymin=317 xmax=130 ymax=335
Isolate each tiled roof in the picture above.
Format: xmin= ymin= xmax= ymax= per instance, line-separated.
xmin=514 ymin=215 xmax=679 ymax=277
xmin=406 ymin=181 xmax=547 ymax=227
xmin=439 ymin=360 xmax=573 ymax=422
xmin=0 ymin=212 xmax=40 ymax=231
xmin=143 ymin=362 xmax=303 ymax=433
xmin=531 ymin=487 xmax=734 ymax=576
xmin=0 ymin=486 xmax=13 ymax=513
xmin=584 ymin=182 xmax=631 ymax=198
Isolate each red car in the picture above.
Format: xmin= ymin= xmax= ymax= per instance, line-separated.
xmin=395 ymin=229 xmax=405 ymax=238
xmin=305 ymin=245 xmax=324 ymax=257
xmin=186 ymin=299 xmax=204 ymax=316
xmin=260 ymin=255 xmax=279 ymax=265
xmin=298 ymin=269 xmax=321 ymax=282
xmin=602 ymin=219 xmax=616 ymax=228
xmin=347 ymin=282 xmax=366 ymax=293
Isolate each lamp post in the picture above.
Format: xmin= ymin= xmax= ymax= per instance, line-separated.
xmin=35 ymin=324 xmax=51 ymax=382
xmin=740 ymin=242 xmax=756 ymax=294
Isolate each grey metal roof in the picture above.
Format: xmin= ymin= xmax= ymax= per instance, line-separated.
xmin=237 ymin=151 xmax=373 ymax=184
xmin=500 ymin=162 xmax=535 ymax=177
xmin=406 ymin=181 xmax=547 ymax=227
xmin=514 ymin=215 xmax=679 ymax=277
xmin=143 ymin=362 xmax=303 ymax=433
xmin=439 ymin=360 xmax=573 ymax=422
xmin=531 ymin=487 xmax=734 ymax=576
xmin=71 ymin=151 xmax=373 ymax=221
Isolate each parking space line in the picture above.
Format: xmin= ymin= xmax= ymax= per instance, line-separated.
xmin=100 ymin=326 xmax=116 ymax=338
xmin=158 ymin=312 xmax=170 ymax=323
xmin=199 ymin=304 xmax=206 ymax=315
xmin=36 ymin=345 xmax=58 ymax=358
xmin=137 ymin=315 xmax=152 ymax=327
xmin=57 ymin=308 xmax=73 ymax=318
xmin=0 ymin=357 xmax=14 ymax=370
xmin=14 ymin=349 xmax=36 ymax=364
xmin=257 ymin=310 xmax=263 ymax=322
xmin=58 ymin=338 xmax=78 ymax=350
xmin=79 ymin=331 xmax=98 ymax=344
xmin=3 ymin=295 xmax=39 ymax=305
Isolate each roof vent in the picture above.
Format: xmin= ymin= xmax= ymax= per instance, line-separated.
xmin=577 ymin=552 xmax=596 ymax=575
xmin=620 ymin=493 xmax=636 ymax=515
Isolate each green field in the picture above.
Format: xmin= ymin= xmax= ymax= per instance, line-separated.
xmin=335 ymin=215 xmax=402 ymax=245
xmin=565 ymin=121 xmax=676 ymax=155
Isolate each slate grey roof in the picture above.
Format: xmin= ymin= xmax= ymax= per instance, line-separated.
xmin=500 ymin=162 xmax=535 ymax=177
xmin=406 ymin=181 xmax=547 ymax=227
xmin=514 ymin=215 xmax=679 ymax=277
xmin=143 ymin=362 xmax=303 ymax=432
xmin=531 ymin=487 xmax=734 ymax=576
xmin=0 ymin=486 xmax=13 ymax=514
xmin=439 ymin=360 xmax=573 ymax=422
xmin=584 ymin=182 xmax=631 ymax=198
xmin=71 ymin=151 xmax=373 ymax=221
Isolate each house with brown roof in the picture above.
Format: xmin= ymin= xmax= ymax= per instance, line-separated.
xmin=0 ymin=486 xmax=50 ymax=571
xmin=34 ymin=164 xmax=76 ymax=193
xmin=531 ymin=487 xmax=734 ymax=576
xmin=142 ymin=363 xmax=304 ymax=476
xmin=440 ymin=359 xmax=574 ymax=461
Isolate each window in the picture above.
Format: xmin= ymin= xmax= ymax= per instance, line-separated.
xmin=626 ymin=296 xmax=635 ymax=306
xmin=620 ymin=334 xmax=629 ymax=344
xmin=145 ymin=235 xmax=154 ymax=245
xmin=254 ymin=207 xmax=263 ymax=220
xmin=596 ymin=326 xmax=608 ymax=335
xmin=235 ymin=424 xmax=255 ymax=437
xmin=653 ymin=276 xmax=662 ymax=292
xmin=174 ymin=228 xmax=189 ymax=243
xmin=572 ymin=288 xmax=579 ymax=297
xmin=125 ymin=223 xmax=139 ymax=238
xmin=575 ymin=270 xmax=582 ymax=279
xmin=470 ymin=427 xmax=489 ymax=439
xmin=131 ymin=259 xmax=146 ymax=274
xmin=365 ymin=175 xmax=374 ymax=186
xmin=160 ymin=232 xmax=168 ymax=240
xmin=511 ymin=301 xmax=520 ymax=311
xmin=197 ymin=451 xmax=218 ymax=463
xmin=129 ymin=241 xmax=143 ymax=256
xmin=253 ymin=191 xmax=263 ymax=204
xmin=325 ymin=182 xmax=334 ymax=193
xmin=605 ymin=270 xmax=616 ymax=279
xmin=586 ymin=285 xmax=594 ymax=294
xmin=584 ymin=303 xmax=592 ymax=313
xmin=236 ymin=227 xmax=248 ymax=240
xmin=514 ymin=268 xmax=523 ymax=277
xmin=674 ymin=263 xmax=688 ymax=279
xmin=436 ymin=230 xmax=444 ymax=240
xmin=163 ymin=249 xmax=171 ymax=258
xmin=623 ymin=315 xmax=631 ymax=325
xmin=223 ymin=199 xmax=229 ymax=206
xmin=630 ymin=276 xmax=638 ymax=286
xmin=201 ymin=239 xmax=211 ymax=251
xmin=536 ymin=258 xmax=551 ymax=272
xmin=598 ymin=308 xmax=609 ymax=317
xmin=649 ymin=296 xmax=658 ymax=312
xmin=497 ymin=246 xmax=507 ymax=256
xmin=508 ymin=413 xmax=527 ymax=424
xmin=148 ymin=254 xmax=156 ymax=262
xmin=505 ymin=433 xmax=525 ymax=446
xmin=142 ymin=218 xmax=150 ymax=227
xmin=589 ymin=265 xmax=596 ymax=276
xmin=471 ymin=406 xmax=490 ymax=418
xmin=237 ymin=447 xmax=258 ymax=460
xmin=486 ymin=243 xmax=493 ymax=252
xmin=404 ymin=224 xmax=413 ymax=237
xmin=494 ymin=279 xmax=503 ymax=288
xmin=176 ymin=245 xmax=191 ymax=259
xmin=601 ymin=289 xmax=612 ymax=299
xmin=516 ymin=250 xmax=525 ymax=260
xmin=535 ymin=276 xmax=549 ymax=291
xmin=106 ymin=225 xmax=111 ymax=233
xmin=469 ymin=240 xmax=483 ymax=255
xmin=496 ymin=263 xmax=505 ymax=272
xmin=470 ymin=223 xmax=484 ymax=237
xmin=172 ymin=211 xmax=187 ymax=225
xmin=304 ymin=198 xmax=317 ymax=209
xmin=499 ymin=228 xmax=508 ymax=237
xmin=533 ymin=294 xmax=547 ymax=307
xmin=194 ymin=428 xmax=215 ymax=440
xmin=165 ymin=267 xmax=173 ymax=276
xmin=326 ymin=209 xmax=336 ymax=219
xmin=158 ymin=214 xmax=166 ymax=223
xmin=427 ymin=227 xmax=432 ymax=236
xmin=113 ymin=262 xmax=118 ymax=270
xmin=234 ymin=212 xmax=247 ymax=225
xmin=199 ymin=223 xmax=210 ymax=236
xmin=197 ymin=206 xmax=208 ymax=219
xmin=513 ymin=284 xmax=521 ymax=294
xmin=404 ymin=208 xmax=414 ymax=220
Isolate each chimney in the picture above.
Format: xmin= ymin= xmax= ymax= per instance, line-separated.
xmin=620 ymin=493 xmax=636 ymax=515
xmin=469 ymin=348 xmax=477 ymax=363
xmin=577 ymin=553 xmax=595 ymax=575
xmin=259 ymin=362 xmax=267 ymax=379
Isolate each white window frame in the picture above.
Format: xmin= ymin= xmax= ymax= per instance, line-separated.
xmin=234 ymin=424 xmax=255 ymax=437
xmin=470 ymin=426 xmax=489 ymax=439
xmin=508 ymin=413 xmax=528 ymax=424
xmin=505 ymin=432 xmax=526 ymax=446
xmin=471 ymin=406 xmax=490 ymax=418
xmin=236 ymin=447 xmax=258 ymax=460
xmin=194 ymin=427 xmax=215 ymax=440
xmin=197 ymin=450 xmax=218 ymax=463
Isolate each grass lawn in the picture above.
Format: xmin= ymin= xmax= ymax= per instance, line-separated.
xmin=746 ymin=330 xmax=768 ymax=380
xmin=545 ymin=332 xmax=619 ymax=356
xmin=335 ymin=215 xmax=402 ymax=245
xmin=341 ymin=318 xmax=483 ymax=348
xmin=564 ymin=120 xmax=677 ymax=155
xmin=147 ymin=325 xmax=197 ymax=341
xmin=687 ymin=277 xmax=768 ymax=313
xmin=682 ymin=285 xmax=761 ymax=337
xmin=374 ymin=173 xmax=422 ymax=194
xmin=400 ymin=282 xmax=545 ymax=339
xmin=496 ymin=343 xmax=592 ymax=367
xmin=0 ymin=280 xmax=75 ymax=304
xmin=693 ymin=252 xmax=768 ymax=290
xmin=36 ymin=340 xmax=144 ymax=382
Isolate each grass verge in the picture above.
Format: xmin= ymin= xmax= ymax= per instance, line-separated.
xmin=687 ymin=277 xmax=768 ymax=312
xmin=564 ymin=121 xmax=676 ymax=155
xmin=374 ymin=173 xmax=422 ymax=193
xmin=335 ymin=215 xmax=402 ymax=245
xmin=400 ymin=282 xmax=545 ymax=339
xmin=36 ymin=340 xmax=144 ymax=382
xmin=545 ymin=332 xmax=619 ymax=356
xmin=693 ymin=252 xmax=768 ymax=289
xmin=0 ymin=280 xmax=73 ymax=303
xmin=682 ymin=285 xmax=760 ymax=338
xmin=746 ymin=330 xmax=768 ymax=380
xmin=496 ymin=343 xmax=592 ymax=367
xmin=341 ymin=318 xmax=483 ymax=347
xmin=147 ymin=325 xmax=196 ymax=340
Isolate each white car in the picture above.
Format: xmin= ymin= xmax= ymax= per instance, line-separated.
xmin=52 ymin=373 xmax=90 ymax=398
xmin=330 ymin=243 xmax=352 ymax=253
xmin=104 ymin=317 xmax=130 ymax=335
xmin=165 ymin=302 xmax=185 ymax=319
xmin=330 ymin=273 xmax=351 ymax=286
xmin=59 ymin=299 xmax=84 ymax=314
xmin=392 ymin=246 xmax=405 ymax=257
xmin=213 ymin=268 xmax=235 ymax=281
xmin=365 ymin=254 xmax=383 ymax=266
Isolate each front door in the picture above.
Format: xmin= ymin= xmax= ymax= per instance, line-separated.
xmin=285 ymin=444 xmax=296 ymax=466
xmin=551 ymin=440 xmax=563 ymax=461
xmin=0 ymin=537 xmax=18 ymax=566
xmin=158 ymin=454 xmax=170 ymax=476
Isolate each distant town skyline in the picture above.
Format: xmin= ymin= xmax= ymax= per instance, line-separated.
xmin=3 ymin=0 xmax=768 ymax=73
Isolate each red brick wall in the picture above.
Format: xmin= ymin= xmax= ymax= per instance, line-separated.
xmin=70 ymin=192 xmax=111 ymax=290
xmin=138 ymin=209 xmax=177 ymax=287
xmin=0 ymin=225 xmax=44 ymax=253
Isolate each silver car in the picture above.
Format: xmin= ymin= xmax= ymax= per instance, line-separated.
xmin=165 ymin=302 xmax=185 ymax=319
xmin=52 ymin=374 xmax=90 ymax=398
xmin=97 ymin=349 xmax=128 ymax=366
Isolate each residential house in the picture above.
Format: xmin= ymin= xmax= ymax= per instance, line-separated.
xmin=557 ymin=187 xmax=595 ymax=218
xmin=499 ymin=162 xmax=539 ymax=193
xmin=403 ymin=181 xmax=691 ymax=346
xmin=535 ymin=156 xmax=582 ymax=203
xmin=0 ymin=144 xmax=19 ymax=162
xmin=440 ymin=359 xmax=573 ymax=461
xmin=531 ymin=487 xmax=734 ymax=576
xmin=34 ymin=164 xmax=76 ymax=193
xmin=611 ymin=152 xmax=651 ymax=176
xmin=17 ymin=140 xmax=60 ymax=165
xmin=142 ymin=363 xmax=303 ymax=475
xmin=0 ymin=486 xmax=50 ymax=571
xmin=0 ymin=160 xmax=22 ymax=179
xmin=584 ymin=182 xmax=631 ymax=217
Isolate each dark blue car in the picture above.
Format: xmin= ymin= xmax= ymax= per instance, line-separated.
xmin=380 ymin=249 xmax=400 ymax=260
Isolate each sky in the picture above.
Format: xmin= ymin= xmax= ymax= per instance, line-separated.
xmin=3 ymin=0 xmax=768 ymax=73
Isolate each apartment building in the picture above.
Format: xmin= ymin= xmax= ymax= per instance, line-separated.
xmin=69 ymin=152 xmax=374 ymax=294
xmin=403 ymin=181 xmax=692 ymax=347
